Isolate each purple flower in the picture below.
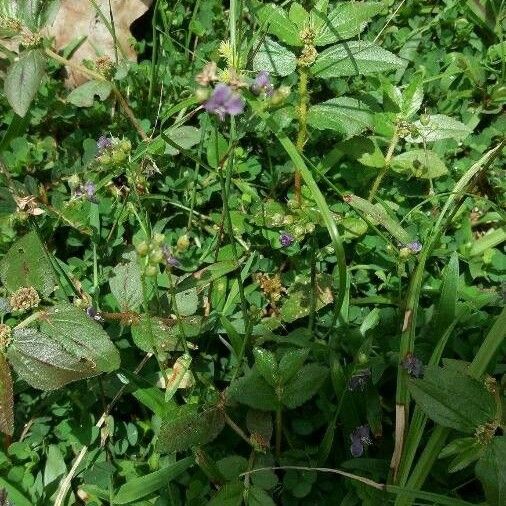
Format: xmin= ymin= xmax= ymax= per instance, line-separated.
xmin=251 ymin=71 xmax=274 ymax=96
xmin=350 ymin=425 xmax=372 ymax=457
xmin=162 ymin=245 xmax=181 ymax=268
xmin=86 ymin=306 xmax=103 ymax=322
xmin=347 ymin=368 xmax=371 ymax=391
xmin=97 ymin=135 xmax=112 ymax=154
xmin=76 ymin=182 xmax=98 ymax=203
xmin=406 ymin=240 xmax=422 ymax=254
xmin=402 ymin=353 xmax=424 ymax=378
xmin=204 ymin=84 xmax=245 ymax=120
xmin=280 ymin=232 xmax=294 ymax=248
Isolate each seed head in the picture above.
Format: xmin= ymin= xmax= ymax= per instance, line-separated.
xmin=350 ymin=425 xmax=372 ymax=457
xmin=401 ymin=353 xmax=424 ymax=378
xmin=9 ymin=286 xmax=40 ymax=312
xmin=348 ymin=368 xmax=371 ymax=391
xmin=0 ymin=323 xmax=12 ymax=350
xmin=280 ymin=232 xmax=294 ymax=248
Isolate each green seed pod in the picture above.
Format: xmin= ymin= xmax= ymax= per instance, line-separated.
xmin=136 ymin=241 xmax=149 ymax=257
xmin=195 ymin=87 xmax=210 ymax=102
xmin=152 ymin=233 xmax=165 ymax=245
xmin=177 ymin=234 xmax=190 ymax=253
xmin=357 ymin=352 xmax=368 ymax=365
xmin=149 ymin=249 xmax=164 ymax=264
xmin=68 ymin=174 xmax=81 ymax=190
xmin=420 ymin=114 xmax=430 ymax=126
xmin=112 ymin=149 xmax=127 ymax=164
xmin=145 ymin=265 xmax=158 ymax=277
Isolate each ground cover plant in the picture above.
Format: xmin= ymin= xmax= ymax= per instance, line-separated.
xmin=0 ymin=0 xmax=505 ymax=504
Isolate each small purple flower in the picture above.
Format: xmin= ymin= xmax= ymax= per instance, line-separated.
xmin=406 ymin=240 xmax=422 ymax=254
xmin=280 ymin=232 xmax=294 ymax=248
xmin=204 ymin=84 xmax=245 ymax=120
xmin=76 ymin=182 xmax=98 ymax=203
xmin=251 ymin=71 xmax=274 ymax=96
xmin=347 ymin=368 xmax=371 ymax=391
xmin=86 ymin=306 xmax=103 ymax=322
xmin=402 ymin=353 xmax=424 ymax=378
xmin=162 ymin=245 xmax=181 ymax=268
xmin=97 ymin=135 xmax=112 ymax=154
xmin=350 ymin=425 xmax=372 ymax=457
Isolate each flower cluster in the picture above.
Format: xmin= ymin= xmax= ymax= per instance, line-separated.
xmin=350 ymin=425 xmax=372 ymax=457
xmin=0 ymin=323 xmax=12 ymax=350
xmin=95 ymin=136 xmax=131 ymax=166
xmin=401 ymin=353 xmax=424 ymax=378
xmin=75 ymin=182 xmax=98 ymax=203
xmin=203 ymin=83 xmax=245 ymax=121
xmin=9 ymin=286 xmax=40 ymax=312
xmin=347 ymin=368 xmax=371 ymax=391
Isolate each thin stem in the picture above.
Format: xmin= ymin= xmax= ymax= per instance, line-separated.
xmin=295 ymin=66 xmax=309 ymax=205
xmin=223 ymin=411 xmax=253 ymax=447
xmin=308 ymin=234 xmax=317 ymax=333
xmin=369 ymin=126 xmax=400 ymax=201
xmin=275 ymin=405 xmax=282 ymax=459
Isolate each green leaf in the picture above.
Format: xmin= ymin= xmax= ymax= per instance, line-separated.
xmin=432 ymin=252 xmax=459 ymax=333
xmin=0 ymin=231 xmax=57 ymax=298
xmin=253 ymin=37 xmax=297 ymax=77
xmin=476 ymin=436 xmax=506 ymax=506
xmin=312 ymin=42 xmax=403 ymax=78
xmin=0 ymin=353 xmax=14 ymax=435
xmin=308 ymin=97 xmax=373 ymax=137
xmin=114 ymin=457 xmax=194 ymax=504
xmin=392 ymin=149 xmax=448 ymax=179
xmin=229 ymin=369 xmax=279 ymax=411
xmin=164 ymin=126 xmax=201 ymax=155
xmin=253 ymin=3 xmax=301 ymax=46
xmin=278 ymin=348 xmax=309 ymax=384
xmin=408 ymin=114 xmax=473 ymax=142
xmin=0 ymin=476 xmax=32 ymax=506
xmin=156 ymin=404 xmax=225 ymax=454
xmin=288 ymin=3 xmax=309 ymax=29
xmin=408 ymin=365 xmax=496 ymax=433
xmin=282 ymin=363 xmax=328 ymax=408
xmin=401 ymin=73 xmax=424 ymax=119
xmin=253 ymin=348 xmax=278 ymax=387
xmin=41 ymin=302 xmax=120 ymax=373
xmin=4 ymin=49 xmax=46 ymax=117
xmin=175 ymin=261 xmax=237 ymax=294
xmin=110 ymin=252 xmax=143 ymax=311
xmin=313 ymin=2 xmax=384 ymax=46
xmin=131 ymin=315 xmax=181 ymax=353
xmin=7 ymin=328 xmax=99 ymax=390
xmin=248 ymin=486 xmax=276 ymax=506
xmin=208 ymin=482 xmax=244 ymax=506
xmin=175 ymin=287 xmax=199 ymax=316
xmin=67 ymin=80 xmax=113 ymax=107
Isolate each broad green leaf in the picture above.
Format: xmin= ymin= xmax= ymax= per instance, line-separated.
xmin=110 ymin=252 xmax=143 ymax=311
xmin=114 ymin=457 xmax=194 ymax=504
xmin=288 ymin=3 xmax=309 ymax=30
xmin=281 ymin=363 xmax=328 ymax=408
xmin=165 ymin=126 xmax=201 ymax=155
xmin=131 ymin=314 xmax=181 ymax=353
xmin=253 ymin=37 xmax=297 ymax=77
xmin=175 ymin=287 xmax=199 ymax=316
xmin=4 ymin=49 xmax=46 ymax=117
xmin=253 ymin=348 xmax=278 ymax=387
xmin=7 ymin=328 xmax=99 ymax=390
xmin=313 ymin=2 xmax=384 ymax=46
xmin=228 ymin=369 xmax=279 ymax=411
xmin=312 ymin=42 xmax=403 ymax=78
xmin=0 ymin=476 xmax=32 ymax=506
xmin=0 ymin=353 xmax=14 ymax=435
xmin=401 ymin=73 xmax=424 ymax=119
xmin=280 ymin=274 xmax=333 ymax=323
xmin=44 ymin=444 xmax=67 ymax=487
xmin=208 ymin=482 xmax=244 ymax=506
xmin=175 ymin=261 xmax=237 ymax=293
xmin=41 ymin=302 xmax=120 ymax=373
xmin=253 ymin=3 xmax=301 ymax=46
xmin=408 ymin=114 xmax=473 ymax=142
xmin=246 ymin=410 xmax=273 ymax=445
xmin=0 ymin=187 xmax=16 ymax=217
xmin=408 ymin=365 xmax=496 ymax=433
xmin=432 ymin=252 xmax=459 ymax=333
xmin=248 ymin=486 xmax=276 ymax=506
xmin=392 ymin=149 xmax=448 ymax=179
xmin=278 ymin=348 xmax=309 ymax=384
xmin=343 ymin=194 xmax=412 ymax=244
xmin=0 ymin=231 xmax=58 ymax=297
xmin=67 ymin=80 xmax=113 ymax=107
xmin=308 ymin=97 xmax=373 ymax=137
xmin=469 ymin=227 xmax=506 ymax=257
xmin=157 ymin=404 xmax=225 ymax=454
xmin=476 ymin=436 xmax=506 ymax=506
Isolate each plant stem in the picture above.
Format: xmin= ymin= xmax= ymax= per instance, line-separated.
xmin=275 ymin=405 xmax=283 ymax=459
xmin=295 ymin=66 xmax=309 ymax=205
xmin=369 ymin=127 xmax=400 ymax=201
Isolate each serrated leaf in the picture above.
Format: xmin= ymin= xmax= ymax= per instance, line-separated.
xmin=253 ymin=348 xmax=278 ymax=387
xmin=7 ymin=328 xmax=99 ymax=390
xmin=246 ymin=410 xmax=273 ymax=445
xmin=0 ymin=353 xmax=14 ymax=435
xmin=476 ymin=436 xmax=506 ymax=506
xmin=308 ymin=97 xmax=373 ymax=137
xmin=165 ymin=126 xmax=201 ymax=155
xmin=67 ymin=80 xmax=112 ymax=107
xmin=175 ymin=287 xmax=199 ymax=316
xmin=282 ymin=363 xmax=328 ymax=408
xmin=175 ymin=260 xmax=237 ymax=293
xmin=208 ymin=482 xmax=244 ymax=506
xmin=392 ymin=149 xmax=448 ymax=179
xmin=248 ymin=486 xmax=276 ymax=506
xmin=40 ymin=302 xmax=120 ymax=373
xmin=313 ymin=2 xmax=384 ymax=46
xmin=228 ymin=369 xmax=279 ymax=411
xmin=109 ymin=252 xmax=143 ymax=311
xmin=131 ymin=314 xmax=181 ymax=353
xmin=4 ymin=49 xmax=46 ymax=117
xmin=407 ymin=114 xmax=473 ymax=142
xmin=0 ymin=231 xmax=58 ymax=297
xmin=288 ymin=3 xmax=309 ymax=29
xmin=156 ymin=404 xmax=225 ymax=454
xmin=114 ymin=457 xmax=194 ymax=504
xmin=312 ymin=42 xmax=403 ymax=78
xmin=253 ymin=37 xmax=297 ymax=77
xmin=253 ymin=4 xmax=301 ymax=46
xmin=408 ymin=365 xmax=496 ymax=433
xmin=278 ymin=348 xmax=309 ymax=383
xmin=401 ymin=73 xmax=424 ymax=118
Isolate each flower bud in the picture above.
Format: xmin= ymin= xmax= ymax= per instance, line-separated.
xmin=145 ymin=265 xmax=158 ymax=277
xmin=149 ymin=249 xmax=164 ymax=264
xmin=68 ymin=174 xmax=81 ymax=190
xmin=152 ymin=233 xmax=165 ymax=245
xmin=195 ymin=87 xmax=210 ymax=102
xmin=177 ymin=234 xmax=190 ymax=253
xmin=420 ymin=114 xmax=430 ymax=126
xmin=136 ymin=241 xmax=149 ymax=257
